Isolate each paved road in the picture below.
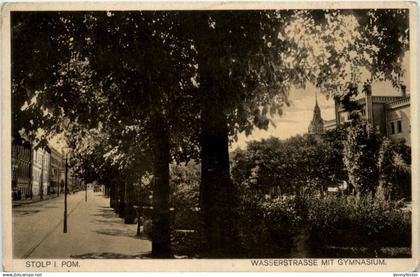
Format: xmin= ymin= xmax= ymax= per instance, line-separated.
xmin=13 ymin=190 xmax=151 ymax=259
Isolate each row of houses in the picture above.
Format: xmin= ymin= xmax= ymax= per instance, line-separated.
xmin=11 ymin=138 xmax=74 ymax=201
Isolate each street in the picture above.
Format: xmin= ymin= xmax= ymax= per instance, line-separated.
xmin=13 ymin=190 xmax=151 ymax=259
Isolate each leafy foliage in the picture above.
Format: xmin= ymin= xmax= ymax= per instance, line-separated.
xmin=378 ymin=138 xmax=411 ymax=200
xmin=306 ymin=195 xmax=411 ymax=249
xmin=231 ymin=134 xmax=345 ymax=198
xmin=343 ymin=120 xmax=380 ymax=196
xmin=236 ymin=195 xmax=303 ymax=257
xmin=170 ymin=163 xmax=200 ymax=230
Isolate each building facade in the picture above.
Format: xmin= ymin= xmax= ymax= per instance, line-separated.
xmin=310 ymin=85 xmax=411 ymax=146
xmin=12 ymin=136 xmax=66 ymax=201
xmin=385 ymin=97 xmax=410 ymax=145
xmin=11 ymin=138 xmax=32 ymax=199
xmin=49 ymin=147 xmax=62 ymax=195
xmin=31 ymin=146 xmax=50 ymax=198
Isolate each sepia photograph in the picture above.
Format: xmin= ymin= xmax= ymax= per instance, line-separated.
xmin=1 ymin=1 xmax=418 ymax=272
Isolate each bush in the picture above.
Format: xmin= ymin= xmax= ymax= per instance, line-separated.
xmin=143 ymin=219 xmax=153 ymax=238
xmin=171 ymin=230 xmax=201 ymax=258
xmin=236 ymin=194 xmax=411 ymax=257
xmin=306 ymin=195 xmax=411 ymax=250
xmin=237 ymin=195 xmax=303 ymax=257
xmin=260 ymin=197 xmax=303 ymax=249
xmin=170 ymin=163 xmax=200 ymax=231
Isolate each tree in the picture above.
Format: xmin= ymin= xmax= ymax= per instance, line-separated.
xmin=377 ymin=138 xmax=397 ymax=200
xmin=181 ymin=10 xmax=298 ymax=256
xmin=378 ymin=138 xmax=411 ymax=200
xmin=231 ymin=134 xmax=345 ymax=199
xmin=343 ymin=120 xmax=380 ymax=197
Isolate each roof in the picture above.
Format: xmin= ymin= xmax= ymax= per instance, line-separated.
xmin=386 ymin=96 xmax=410 ymax=110
xmin=337 ymin=95 xmax=408 ymax=112
xmin=324 ymin=119 xmax=336 ymax=124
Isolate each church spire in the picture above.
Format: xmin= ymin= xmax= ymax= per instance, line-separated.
xmin=313 ymin=90 xmax=321 ymax=115
xmin=308 ymin=90 xmax=324 ymax=135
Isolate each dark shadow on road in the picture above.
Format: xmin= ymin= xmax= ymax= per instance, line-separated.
xmin=42 ymin=204 xmax=60 ymax=209
xmin=94 ymin=219 xmax=121 ymax=225
xmin=70 ymin=251 xmax=152 ymax=259
xmin=92 ymin=208 xmax=119 ymax=219
xmin=95 ymin=228 xmax=138 ymax=238
xmin=13 ymin=209 xmax=41 ymax=216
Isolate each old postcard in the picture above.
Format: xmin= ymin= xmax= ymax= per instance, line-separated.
xmin=1 ymin=1 xmax=419 ymax=272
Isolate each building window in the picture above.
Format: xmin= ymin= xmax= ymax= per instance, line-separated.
xmin=390 ymin=122 xmax=395 ymax=135
xmin=397 ymin=120 xmax=402 ymax=133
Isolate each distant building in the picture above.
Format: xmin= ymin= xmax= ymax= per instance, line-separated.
xmin=12 ymin=136 xmax=66 ymax=201
xmin=49 ymin=147 xmax=62 ymax=195
xmin=11 ymin=138 xmax=32 ymax=199
xmin=31 ymin=146 xmax=50 ymax=198
xmin=308 ymin=93 xmax=325 ymax=135
xmin=324 ymin=118 xmax=337 ymax=131
xmin=314 ymin=85 xmax=411 ymax=146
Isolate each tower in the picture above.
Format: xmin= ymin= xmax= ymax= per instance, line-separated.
xmin=308 ymin=91 xmax=324 ymax=135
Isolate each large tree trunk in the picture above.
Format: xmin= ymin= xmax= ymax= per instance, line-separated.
xmin=105 ymin=185 xmax=110 ymax=198
xmin=142 ymin=21 xmax=171 ymax=258
xmin=193 ymin=13 xmax=238 ymax=256
xmin=150 ymin=111 xmax=172 ymax=258
xmin=110 ymin=182 xmax=116 ymax=209
xmin=124 ymin=182 xmax=136 ymax=224
xmin=118 ymin=183 xmax=126 ymax=218
xmin=199 ymin=89 xmax=238 ymax=257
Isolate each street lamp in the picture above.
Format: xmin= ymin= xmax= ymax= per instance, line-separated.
xmin=62 ymin=147 xmax=72 ymax=233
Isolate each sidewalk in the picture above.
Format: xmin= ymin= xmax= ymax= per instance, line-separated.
xmin=15 ymin=190 xmax=152 ymax=259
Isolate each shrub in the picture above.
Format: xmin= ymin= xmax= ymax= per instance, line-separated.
xmin=237 ymin=195 xmax=303 ymax=257
xmin=305 ymin=195 xmax=411 ymax=250
xmin=168 ymin=162 xmax=201 ymax=232
xmin=171 ymin=230 xmax=201 ymax=258
xmin=143 ymin=219 xmax=153 ymax=238
xmin=236 ymin=193 xmax=410 ymax=257
xmin=260 ymin=197 xmax=303 ymax=249
xmin=354 ymin=196 xmax=410 ymax=248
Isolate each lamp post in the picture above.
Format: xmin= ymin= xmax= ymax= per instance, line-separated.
xmin=62 ymin=147 xmax=71 ymax=233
